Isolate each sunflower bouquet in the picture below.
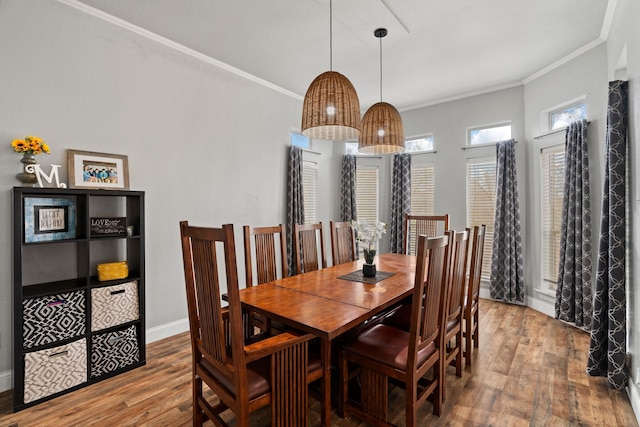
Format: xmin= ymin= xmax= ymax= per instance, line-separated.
xmin=11 ymin=136 xmax=50 ymax=155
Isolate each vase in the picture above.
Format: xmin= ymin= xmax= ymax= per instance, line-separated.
xmin=362 ymin=263 xmax=377 ymax=277
xmin=16 ymin=153 xmax=38 ymax=185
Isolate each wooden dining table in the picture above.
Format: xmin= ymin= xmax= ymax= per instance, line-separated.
xmin=238 ymin=253 xmax=417 ymax=427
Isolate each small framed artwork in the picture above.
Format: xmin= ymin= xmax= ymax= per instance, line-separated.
xmin=68 ymin=150 xmax=130 ymax=190
xmin=24 ymin=197 xmax=77 ymax=243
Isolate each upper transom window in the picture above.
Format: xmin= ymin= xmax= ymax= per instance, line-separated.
xmin=468 ymin=123 xmax=512 ymax=146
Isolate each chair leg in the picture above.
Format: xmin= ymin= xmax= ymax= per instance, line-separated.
xmin=474 ymin=310 xmax=479 ymax=348
xmin=338 ymin=350 xmax=347 ymax=419
xmin=465 ymin=317 xmax=473 ymax=367
xmin=193 ymin=377 xmax=203 ymax=427
xmin=455 ymin=330 xmax=463 ymax=377
xmin=433 ymin=357 xmax=443 ymax=416
xmin=406 ymin=380 xmax=418 ymax=427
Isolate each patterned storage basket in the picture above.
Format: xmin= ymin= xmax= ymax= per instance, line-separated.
xmin=91 ymin=324 xmax=140 ymax=378
xmin=23 ymin=291 xmax=86 ymax=349
xmin=91 ymin=281 xmax=139 ymax=332
xmin=24 ymin=338 xmax=87 ymax=404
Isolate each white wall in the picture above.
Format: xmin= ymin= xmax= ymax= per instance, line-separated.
xmin=606 ymin=0 xmax=640 ymax=417
xmin=0 ymin=0 xmax=311 ymax=388
xmin=523 ymin=43 xmax=608 ymax=314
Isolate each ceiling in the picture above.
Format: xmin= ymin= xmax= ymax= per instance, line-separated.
xmin=74 ymin=0 xmax=612 ymax=111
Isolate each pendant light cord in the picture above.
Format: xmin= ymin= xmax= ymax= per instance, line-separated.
xmin=329 ymin=0 xmax=333 ymax=71
xmin=379 ymin=35 xmax=383 ymax=102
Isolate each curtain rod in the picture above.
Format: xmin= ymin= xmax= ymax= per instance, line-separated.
xmin=533 ymin=121 xmax=591 ymax=140
xmin=460 ymin=140 xmax=518 ymax=151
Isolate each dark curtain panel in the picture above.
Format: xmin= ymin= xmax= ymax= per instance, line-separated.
xmin=555 ymin=119 xmax=592 ymax=329
xmin=588 ymin=80 xmax=628 ymax=390
xmin=340 ymin=155 xmax=357 ymax=222
xmin=286 ymin=146 xmax=304 ymax=275
xmin=389 ymin=154 xmax=411 ymax=253
xmin=490 ymin=139 xmax=525 ymax=303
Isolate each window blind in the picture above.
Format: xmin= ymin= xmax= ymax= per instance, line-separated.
xmin=466 ymin=158 xmax=496 ymax=280
xmin=302 ymin=160 xmax=317 ymax=224
xmin=408 ymin=163 xmax=435 ymax=254
xmin=355 ymin=166 xmax=378 ymax=223
xmin=540 ymin=146 xmax=565 ymax=290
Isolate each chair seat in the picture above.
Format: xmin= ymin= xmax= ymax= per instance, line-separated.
xmin=384 ymin=303 xmax=458 ymax=333
xmin=200 ymin=357 xmax=271 ymax=401
xmin=343 ymin=324 xmax=436 ymax=371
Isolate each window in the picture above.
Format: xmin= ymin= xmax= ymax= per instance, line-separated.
xmin=406 ymin=163 xmax=435 ymax=254
xmin=302 ymin=160 xmax=317 ymax=224
xmin=410 ymin=163 xmax=435 ymax=215
xmin=468 ymin=123 xmax=512 ymax=146
xmin=355 ymin=166 xmax=379 ymax=224
xmin=291 ymin=133 xmax=310 ymax=149
xmin=405 ymin=135 xmax=434 ymax=153
xmin=540 ymin=145 xmax=565 ymax=291
xmin=550 ymin=102 xmax=587 ymax=130
xmin=466 ymin=158 xmax=496 ymax=280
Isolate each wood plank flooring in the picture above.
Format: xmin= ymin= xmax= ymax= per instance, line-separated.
xmin=1 ymin=299 xmax=637 ymax=426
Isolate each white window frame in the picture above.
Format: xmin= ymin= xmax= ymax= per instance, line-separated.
xmin=466 ymin=121 xmax=512 ymax=148
xmin=549 ymin=102 xmax=587 ymax=131
xmin=405 ymin=134 xmax=435 ymax=153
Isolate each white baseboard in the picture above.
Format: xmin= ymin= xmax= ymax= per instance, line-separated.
xmin=0 ymin=369 xmax=11 ymax=393
xmin=0 ymin=318 xmax=190 ymax=393
xmin=145 ymin=317 xmax=189 ymax=344
xmin=628 ymin=377 xmax=640 ymax=425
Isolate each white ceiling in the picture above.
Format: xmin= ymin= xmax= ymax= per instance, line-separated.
xmin=74 ymin=0 xmax=612 ymax=111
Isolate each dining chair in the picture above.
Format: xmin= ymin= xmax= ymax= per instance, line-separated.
xmin=338 ymin=234 xmax=450 ymax=426
xmin=330 ymin=220 xmax=357 ymax=265
xmin=441 ymin=229 xmax=470 ymax=400
xmin=464 ymin=224 xmax=486 ymax=368
xmin=293 ymin=222 xmax=327 ymax=275
xmin=179 ymin=221 xmax=314 ymax=427
xmin=243 ymin=224 xmax=288 ymax=334
xmin=404 ymin=214 xmax=449 ymax=255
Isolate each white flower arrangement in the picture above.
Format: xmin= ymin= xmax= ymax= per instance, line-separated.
xmin=351 ymin=219 xmax=387 ymax=264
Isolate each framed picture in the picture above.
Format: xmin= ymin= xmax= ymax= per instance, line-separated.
xmin=68 ymin=150 xmax=130 ymax=190
xmin=24 ymin=197 xmax=77 ymax=243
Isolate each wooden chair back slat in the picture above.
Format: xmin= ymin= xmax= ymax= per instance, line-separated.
xmin=410 ymin=234 xmax=450 ymax=362
xmin=244 ymin=224 xmax=288 ymax=287
xmin=330 ymin=221 xmax=357 ymax=265
xmin=404 ymin=214 xmax=449 ymax=255
xmin=293 ymin=222 xmax=326 ymax=275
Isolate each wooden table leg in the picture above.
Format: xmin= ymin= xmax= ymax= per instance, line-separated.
xmin=320 ymin=338 xmax=332 ymax=427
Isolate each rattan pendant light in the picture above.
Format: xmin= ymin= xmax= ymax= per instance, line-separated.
xmin=301 ymin=0 xmax=361 ymax=141
xmin=358 ymin=28 xmax=405 ymax=154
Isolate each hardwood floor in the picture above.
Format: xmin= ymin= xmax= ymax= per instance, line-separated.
xmin=1 ymin=299 xmax=637 ymax=426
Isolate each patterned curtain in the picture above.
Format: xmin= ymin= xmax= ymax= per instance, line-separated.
xmin=555 ymin=120 xmax=592 ymax=329
xmin=340 ymin=155 xmax=357 ymax=222
xmin=587 ymin=80 xmax=628 ymax=390
xmin=389 ymin=154 xmax=411 ymax=253
xmin=286 ymin=146 xmax=304 ymax=275
xmin=490 ymin=139 xmax=524 ymax=303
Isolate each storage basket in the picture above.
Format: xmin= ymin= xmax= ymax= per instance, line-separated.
xmin=24 ymin=338 xmax=87 ymax=403
xmin=91 ymin=281 xmax=139 ymax=331
xmin=91 ymin=324 xmax=140 ymax=378
xmin=22 ymin=291 xmax=86 ymax=349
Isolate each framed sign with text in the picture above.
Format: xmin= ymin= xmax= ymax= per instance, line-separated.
xmin=24 ymin=197 xmax=77 ymax=243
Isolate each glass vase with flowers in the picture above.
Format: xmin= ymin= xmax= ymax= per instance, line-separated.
xmin=351 ymin=219 xmax=386 ymax=277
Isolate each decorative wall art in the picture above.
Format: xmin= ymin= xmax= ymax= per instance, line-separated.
xmin=68 ymin=150 xmax=129 ymax=190
xmin=24 ymin=197 xmax=77 ymax=243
